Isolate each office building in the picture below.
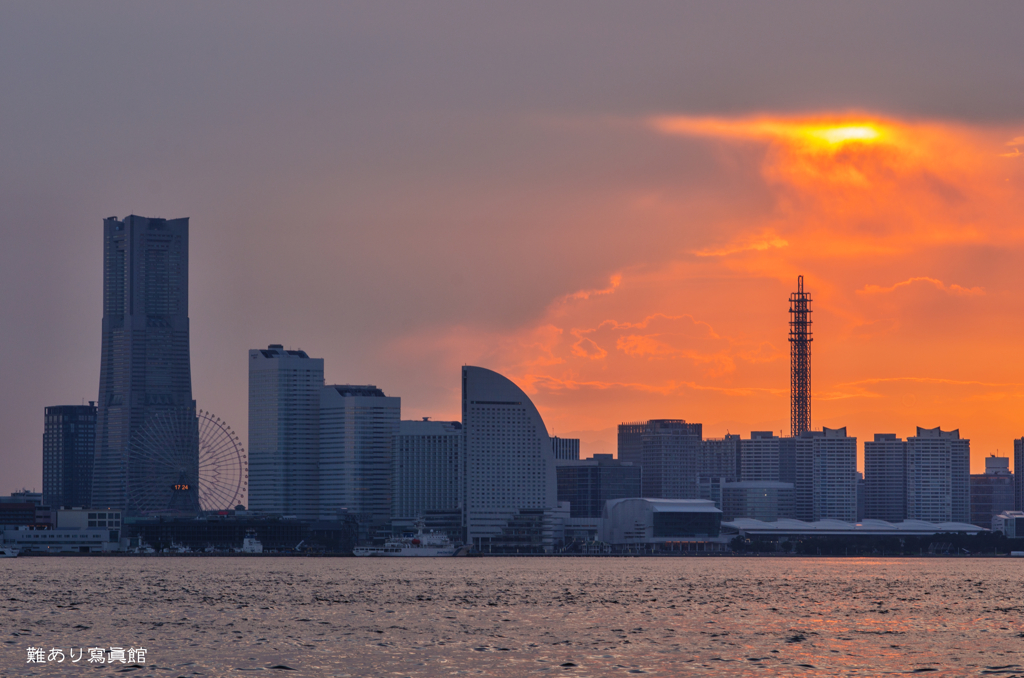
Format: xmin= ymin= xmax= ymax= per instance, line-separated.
xmin=43 ymin=404 xmax=96 ymax=509
xmin=617 ymin=422 xmax=646 ymax=467
xmin=864 ymin=434 xmax=907 ymax=521
xmin=640 ymin=420 xmax=703 ymax=499
xmin=248 ymin=345 xmax=324 ymax=520
xmin=391 ymin=419 xmax=461 ymax=522
xmin=319 ymin=385 xmax=401 ymax=528
xmin=462 ymin=366 xmax=558 ymax=549
xmin=741 ymin=431 xmax=780 ymax=482
xmin=556 ymin=454 xmax=641 ymax=519
xmin=812 ymin=426 xmax=857 ymax=521
xmin=970 ymin=456 xmax=1014 ymax=529
xmin=550 ymin=436 xmax=580 ymax=461
xmin=906 ymin=427 xmax=971 ymax=523
xmin=93 ymin=215 xmax=197 ymax=512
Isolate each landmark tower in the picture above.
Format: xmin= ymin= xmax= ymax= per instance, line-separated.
xmin=93 ymin=215 xmax=197 ymax=512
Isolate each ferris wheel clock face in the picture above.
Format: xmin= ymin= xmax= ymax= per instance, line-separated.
xmin=127 ymin=408 xmax=247 ymax=514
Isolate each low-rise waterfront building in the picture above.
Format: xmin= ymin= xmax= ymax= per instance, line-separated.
xmin=721 ymin=481 xmax=795 ymax=522
xmin=601 ymin=498 xmax=725 ymax=549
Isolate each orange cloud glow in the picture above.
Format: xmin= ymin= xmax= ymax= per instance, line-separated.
xmin=386 ymin=112 xmax=1024 ymax=470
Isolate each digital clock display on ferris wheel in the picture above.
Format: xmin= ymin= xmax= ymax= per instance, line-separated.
xmin=173 ymin=484 xmax=190 ymax=491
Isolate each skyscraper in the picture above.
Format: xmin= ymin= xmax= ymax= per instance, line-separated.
xmin=248 ymin=344 xmax=324 ymax=519
xmin=789 ymin=275 xmax=812 ymax=436
xmin=641 ymin=420 xmax=703 ymax=499
xmin=392 ymin=419 xmax=463 ymax=522
xmin=93 ymin=215 xmax=196 ymax=512
xmin=43 ymin=404 xmax=97 ymax=509
xmin=319 ymin=384 xmax=401 ymax=527
xmin=906 ymin=426 xmax=971 ymax=523
xmin=617 ymin=422 xmax=646 ymax=466
xmin=462 ymin=366 xmax=557 ymax=548
xmin=864 ymin=433 xmax=907 ymax=521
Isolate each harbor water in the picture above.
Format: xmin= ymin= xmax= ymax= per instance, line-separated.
xmin=3 ymin=557 xmax=1024 ymax=676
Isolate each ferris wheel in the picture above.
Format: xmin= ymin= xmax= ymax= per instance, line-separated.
xmin=126 ymin=407 xmax=247 ymax=514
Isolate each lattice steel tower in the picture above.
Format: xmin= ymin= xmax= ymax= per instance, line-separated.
xmin=789 ymin=275 xmax=812 ymax=436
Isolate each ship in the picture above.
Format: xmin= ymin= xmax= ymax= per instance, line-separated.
xmin=239 ymin=529 xmax=264 ymax=554
xmin=0 ymin=546 xmax=19 ymax=558
xmin=353 ymin=522 xmax=458 ymax=557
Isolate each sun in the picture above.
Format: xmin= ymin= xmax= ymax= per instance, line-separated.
xmin=803 ymin=124 xmax=882 ymax=146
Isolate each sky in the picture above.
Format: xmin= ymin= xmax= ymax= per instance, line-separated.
xmin=2 ymin=2 xmax=1024 ymax=493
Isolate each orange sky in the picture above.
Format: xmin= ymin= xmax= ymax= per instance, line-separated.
xmin=391 ymin=113 xmax=1024 ymax=473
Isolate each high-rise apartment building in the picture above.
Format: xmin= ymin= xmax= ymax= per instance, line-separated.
xmin=392 ymin=419 xmax=463 ymax=522
xmin=906 ymin=426 xmax=971 ymax=523
xmin=556 ymin=454 xmax=641 ymax=519
xmin=43 ymin=404 xmax=97 ymax=509
xmin=550 ymin=436 xmax=581 ymax=461
xmin=640 ymin=420 xmax=703 ymax=499
xmin=1015 ymin=438 xmax=1024 ymax=511
xmin=93 ymin=215 xmax=196 ymax=511
xmin=317 ymin=385 xmax=401 ymax=527
xmin=779 ymin=431 xmax=818 ymax=521
xmin=970 ymin=456 xmax=1014 ymax=529
xmin=699 ymin=434 xmax=740 ymax=480
xmin=248 ymin=345 xmax=324 ymax=520
xmin=740 ymin=431 xmax=780 ymax=482
xmin=812 ymin=426 xmax=857 ymax=521
xmin=864 ymin=433 xmax=907 ymax=521
xmin=462 ymin=366 xmax=557 ymax=548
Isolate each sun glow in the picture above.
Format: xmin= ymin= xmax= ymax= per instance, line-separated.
xmin=805 ymin=124 xmax=881 ymax=145
xmin=650 ymin=115 xmax=889 ymax=150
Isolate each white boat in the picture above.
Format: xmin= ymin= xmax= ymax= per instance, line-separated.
xmin=354 ymin=523 xmax=458 ymax=557
xmin=240 ymin=530 xmax=263 ymax=554
xmin=0 ymin=546 xmax=19 ymax=558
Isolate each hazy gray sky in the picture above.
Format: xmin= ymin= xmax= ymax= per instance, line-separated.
xmin=3 ymin=3 xmax=1024 ymax=493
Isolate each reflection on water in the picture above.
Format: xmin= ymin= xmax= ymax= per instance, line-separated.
xmin=3 ymin=557 xmax=1024 ymax=676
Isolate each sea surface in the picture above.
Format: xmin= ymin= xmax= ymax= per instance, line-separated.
xmin=3 ymin=556 xmax=1024 ymax=677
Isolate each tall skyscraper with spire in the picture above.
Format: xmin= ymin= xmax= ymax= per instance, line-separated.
xmin=92 ymin=215 xmax=197 ymax=511
xmin=789 ymin=275 xmax=812 ymax=436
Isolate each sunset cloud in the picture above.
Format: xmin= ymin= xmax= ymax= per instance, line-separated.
xmin=374 ymin=111 xmax=1024 ymax=469
xmin=857 ymin=277 xmax=985 ymax=297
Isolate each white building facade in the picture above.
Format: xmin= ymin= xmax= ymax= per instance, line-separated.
xmin=248 ymin=345 xmax=324 ymax=520
xmin=462 ymin=366 xmax=557 ymax=549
